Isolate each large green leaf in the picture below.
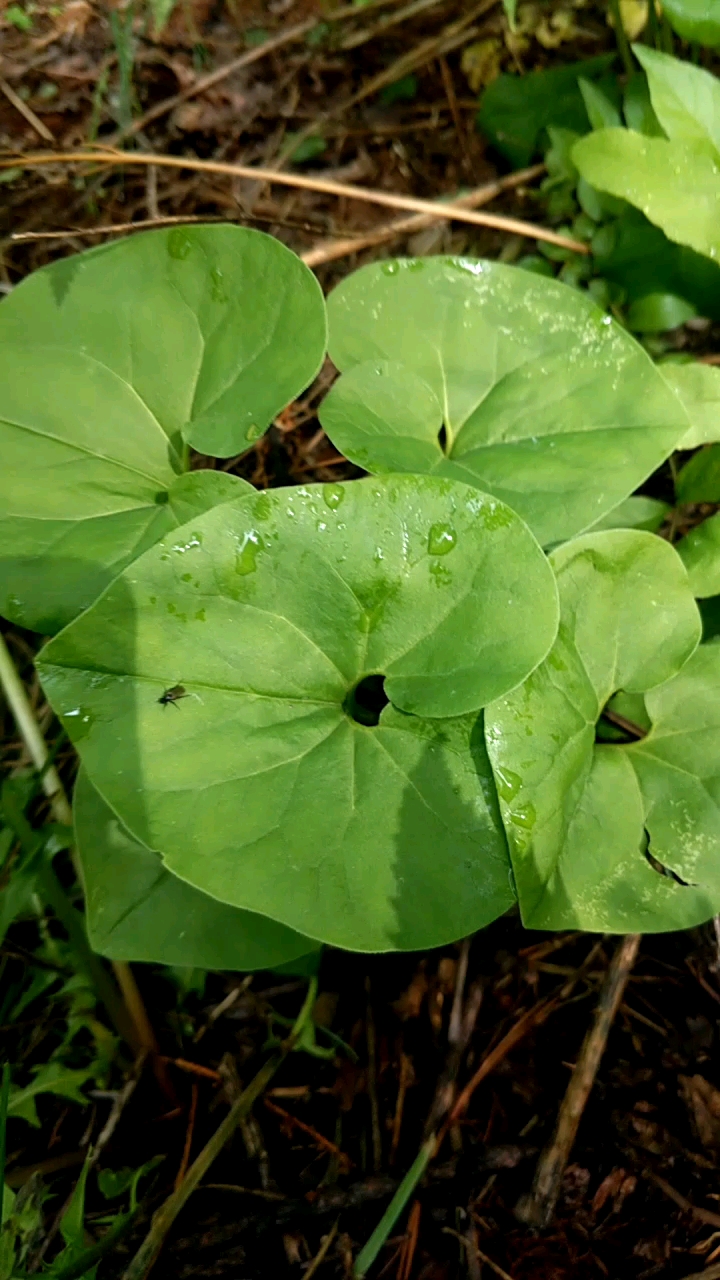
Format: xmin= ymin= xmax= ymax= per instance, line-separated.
xmin=677 ymin=512 xmax=720 ymax=596
xmin=74 ymin=769 xmax=314 ymax=969
xmin=37 ymin=475 xmax=559 ymax=951
xmin=485 ymin=530 xmax=713 ymax=932
xmin=660 ymin=362 xmax=720 ymax=447
xmin=0 ymin=225 xmax=326 ymax=632
xmin=660 ymin=0 xmax=720 ymax=46
xmin=573 ymin=129 xmax=720 ymax=261
xmin=634 ymin=44 xmax=720 ymax=148
xmin=321 ymin=258 xmax=689 ymax=546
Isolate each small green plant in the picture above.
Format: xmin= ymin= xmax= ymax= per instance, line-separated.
xmin=2 ymin=226 xmax=720 ymax=969
xmin=573 ymin=47 xmax=720 ymax=263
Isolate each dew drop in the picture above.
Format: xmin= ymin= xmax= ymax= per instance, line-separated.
xmin=494 ymin=767 xmax=522 ymax=802
xmin=427 ymin=522 xmax=457 ymax=555
xmin=210 ymin=266 xmax=228 ymax=303
xmin=323 ymin=483 xmax=345 ymax=510
xmin=253 ymin=491 xmax=272 ymax=521
xmin=381 ymin=260 xmax=400 ymax=275
xmin=167 ymin=229 xmax=192 ymax=259
xmin=235 ymin=530 xmax=263 ymax=575
xmin=510 ymin=801 xmax=536 ymax=831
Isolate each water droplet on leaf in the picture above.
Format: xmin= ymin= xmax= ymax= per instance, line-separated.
xmin=495 ymin=767 xmax=522 ymax=802
xmin=210 ymin=266 xmax=228 ymax=302
xmin=235 ymin=530 xmax=263 ymax=575
xmin=167 ymin=230 xmax=192 ymax=260
xmin=427 ymin=522 xmax=457 ymax=555
xmin=323 ymin=484 xmax=345 ymax=510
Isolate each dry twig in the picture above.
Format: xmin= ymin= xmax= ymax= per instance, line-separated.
xmin=516 ymin=934 xmax=642 ymax=1228
xmin=0 ymin=77 xmax=54 ymax=142
xmin=0 ymin=151 xmax=586 ymax=253
xmin=303 ymin=1220 xmax=339 ymax=1279
xmin=301 ymin=164 xmax=544 ymax=267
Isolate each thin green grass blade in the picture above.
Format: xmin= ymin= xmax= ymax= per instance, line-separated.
xmin=353 ymin=1135 xmax=435 ymax=1277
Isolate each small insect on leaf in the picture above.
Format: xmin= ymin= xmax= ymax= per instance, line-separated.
xmin=158 ymin=684 xmax=188 ymax=708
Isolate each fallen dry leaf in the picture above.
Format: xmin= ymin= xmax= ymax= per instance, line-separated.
xmin=680 ymin=1074 xmax=720 ymax=1149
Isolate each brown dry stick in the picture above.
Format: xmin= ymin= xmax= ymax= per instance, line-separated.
xmin=516 ymin=933 xmax=642 ymax=1228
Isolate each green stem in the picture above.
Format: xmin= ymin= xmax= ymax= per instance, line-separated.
xmin=120 ymin=978 xmax=318 ymax=1280
xmin=645 ymin=0 xmax=660 ymax=49
xmin=353 ymin=1135 xmax=435 ymax=1277
xmin=0 ymin=633 xmax=71 ymax=825
xmin=609 ymin=0 xmax=634 ymax=76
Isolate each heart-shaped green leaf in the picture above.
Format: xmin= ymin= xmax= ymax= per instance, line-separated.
xmin=573 ymin=130 xmax=720 ymax=262
xmin=38 ymin=475 xmax=559 ymax=950
xmin=677 ymin=512 xmax=720 ymax=597
xmin=74 ymin=768 xmax=314 ymax=969
xmin=321 ymin=258 xmax=688 ymax=546
xmin=0 ymin=225 xmax=326 ymax=632
xmin=485 ymin=530 xmax=708 ymax=932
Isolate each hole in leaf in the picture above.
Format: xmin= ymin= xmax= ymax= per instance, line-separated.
xmin=643 ymin=830 xmax=694 ymax=886
xmin=595 ymin=703 xmax=647 ymax=744
xmin=344 ymin=674 xmax=389 ymax=727
xmin=437 ymin=424 xmax=448 ymax=454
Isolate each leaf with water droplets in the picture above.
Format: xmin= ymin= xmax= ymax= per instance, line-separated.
xmin=74 ymin=768 xmax=315 ymax=969
xmin=320 ymin=257 xmax=688 ymax=546
xmin=38 ymin=474 xmax=559 ymax=951
xmin=0 ymin=226 xmax=325 ymax=631
xmin=485 ymin=529 xmax=713 ymax=932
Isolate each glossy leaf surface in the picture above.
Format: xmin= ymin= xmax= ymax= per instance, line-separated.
xmin=485 ymin=530 xmax=711 ymax=932
xmin=38 ymin=476 xmax=557 ymax=951
xmin=0 ymin=225 xmax=325 ymax=631
xmin=74 ymin=769 xmax=314 ymax=969
xmin=322 ymin=258 xmax=689 ymax=545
